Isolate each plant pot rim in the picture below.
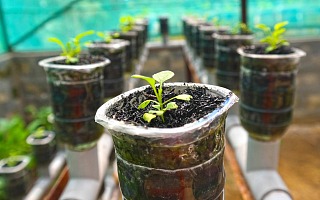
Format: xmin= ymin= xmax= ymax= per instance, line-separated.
xmin=95 ymin=82 xmax=238 ymax=138
xmin=0 ymin=156 xmax=30 ymax=174
xmin=86 ymin=39 xmax=129 ymax=50
xmin=199 ymin=25 xmax=229 ymax=32
xmin=213 ymin=32 xmax=254 ymax=40
xmin=237 ymin=46 xmax=306 ymax=59
xmin=38 ymin=56 xmax=110 ymax=71
xmin=26 ymin=131 xmax=55 ymax=145
xmin=117 ymin=31 xmax=138 ymax=37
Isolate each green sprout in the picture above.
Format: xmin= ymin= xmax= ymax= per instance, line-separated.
xmin=230 ymin=22 xmax=251 ymax=34
xmin=255 ymin=21 xmax=289 ymax=53
xmin=211 ymin=17 xmax=220 ymax=27
xmin=120 ymin=16 xmax=135 ymax=33
xmin=96 ymin=31 xmax=120 ymax=43
xmin=48 ymin=30 xmax=95 ymax=64
xmin=132 ymin=70 xmax=192 ymax=123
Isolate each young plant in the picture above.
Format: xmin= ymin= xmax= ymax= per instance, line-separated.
xmin=230 ymin=22 xmax=252 ymax=34
xmin=255 ymin=21 xmax=289 ymax=53
xmin=132 ymin=70 xmax=192 ymax=123
xmin=119 ymin=16 xmax=135 ymax=33
xmin=48 ymin=30 xmax=95 ymax=64
xmin=96 ymin=31 xmax=120 ymax=43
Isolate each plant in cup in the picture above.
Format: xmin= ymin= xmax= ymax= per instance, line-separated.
xmin=132 ymin=70 xmax=192 ymax=122
xmin=96 ymin=32 xmax=120 ymax=43
xmin=48 ymin=30 xmax=95 ymax=64
xmin=255 ymin=21 xmax=289 ymax=53
xmin=119 ymin=16 xmax=135 ymax=33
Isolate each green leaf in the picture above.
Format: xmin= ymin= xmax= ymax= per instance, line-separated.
xmin=149 ymin=110 xmax=165 ymax=116
xmin=112 ymin=32 xmax=120 ymax=38
xmin=48 ymin=37 xmax=66 ymax=53
xmin=152 ymin=104 xmax=160 ymax=110
xmin=138 ymin=100 xmax=152 ymax=109
xmin=255 ymin=24 xmax=270 ymax=33
xmin=131 ymin=74 xmax=156 ymax=87
xmin=152 ymin=70 xmax=174 ymax=84
xmin=143 ymin=113 xmax=156 ymax=123
xmin=265 ymin=46 xmax=275 ymax=53
xmin=175 ymin=94 xmax=193 ymax=101
xmin=165 ymin=102 xmax=178 ymax=110
xmin=75 ymin=30 xmax=95 ymax=42
xmin=96 ymin=31 xmax=106 ymax=39
xmin=274 ymin=21 xmax=288 ymax=31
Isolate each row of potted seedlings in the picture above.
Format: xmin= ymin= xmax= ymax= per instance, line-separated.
xmin=1 ymin=16 xmax=149 ymax=199
xmin=40 ymin=17 xmax=149 ymax=151
xmin=182 ymin=16 xmax=306 ymax=142
xmin=0 ymin=107 xmax=57 ymax=200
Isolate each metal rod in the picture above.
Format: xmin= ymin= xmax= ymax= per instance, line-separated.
xmin=241 ymin=0 xmax=247 ymax=25
xmin=0 ymin=0 xmax=11 ymax=52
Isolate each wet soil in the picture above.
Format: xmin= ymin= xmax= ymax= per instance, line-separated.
xmin=244 ymin=45 xmax=294 ymax=54
xmin=106 ymin=85 xmax=228 ymax=128
xmin=52 ymin=54 xmax=105 ymax=65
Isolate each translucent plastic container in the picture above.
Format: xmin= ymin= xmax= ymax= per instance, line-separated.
xmin=39 ymin=56 xmax=110 ymax=150
xmin=238 ymin=47 xmax=306 ymax=141
xmin=96 ymin=83 xmax=238 ymax=200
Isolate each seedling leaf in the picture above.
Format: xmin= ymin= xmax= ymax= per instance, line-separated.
xmin=165 ymin=102 xmax=178 ymax=110
xmin=138 ymin=100 xmax=152 ymax=109
xmin=152 ymin=70 xmax=174 ymax=84
xmin=143 ymin=113 xmax=156 ymax=123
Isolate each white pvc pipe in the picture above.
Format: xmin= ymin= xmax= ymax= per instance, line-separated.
xmin=59 ymin=133 xmax=114 ymax=200
xmin=226 ymin=115 xmax=292 ymax=200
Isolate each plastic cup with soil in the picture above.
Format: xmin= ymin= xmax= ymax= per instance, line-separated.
xmin=238 ymin=45 xmax=306 ymax=141
xmin=26 ymin=130 xmax=57 ymax=165
xmin=87 ymin=39 xmax=129 ymax=98
xmin=39 ymin=55 xmax=110 ymax=151
xmin=213 ymin=32 xmax=254 ymax=93
xmin=114 ymin=31 xmax=138 ymax=72
xmin=0 ymin=156 xmax=36 ymax=200
xmin=198 ymin=25 xmax=229 ymax=68
xmin=95 ymin=82 xmax=238 ymax=200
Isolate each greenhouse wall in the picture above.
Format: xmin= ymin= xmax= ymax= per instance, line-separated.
xmin=0 ymin=0 xmax=319 ymax=52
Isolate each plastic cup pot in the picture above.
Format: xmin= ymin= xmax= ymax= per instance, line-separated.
xmin=87 ymin=39 xmax=129 ymax=98
xmin=95 ymin=83 xmax=238 ymax=200
xmin=238 ymin=47 xmax=306 ymax=141
xmin=213 ymin=33 xmax=254 ymax=93
xmin=39 ymin=56 xmax=110 ymax=151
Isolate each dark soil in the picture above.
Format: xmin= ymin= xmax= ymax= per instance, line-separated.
xmin=106 ymin=85 xmax=228 ymax=128
xmin=244 ymin=45 xmax=294 ymax=54
xmin=52 ymin=54 xmax=106 ymax=65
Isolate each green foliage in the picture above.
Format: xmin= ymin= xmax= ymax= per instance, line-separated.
xmin=25 ymin=105 xmax=53 ymax=134
xmin=211 ymin=17 xmax=221 ymax=27
xmin=0 ymin=106 xmax=53 ymax=160
xmin=48 ymin=30 xmax=95 ymax=64
xmin=131 ymin=70 xmax=192 ymax=123
xmin=119 ymin=16 xmax=135 ymax=33
xmin=0 ymin=115 xmax=31 ymax=160
xmin=230 ymin=22 xmax=252 ymax=34
xmin=96 ymin=31 xmax=120 ymax=43
xmin=255 ymin=21 xmax=289 ymax=52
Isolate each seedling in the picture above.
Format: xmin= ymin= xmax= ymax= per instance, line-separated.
xmin=255 ymin=21 xmax=289 ymax=53
xmin=120 ymin=16 xmax=135 ymax=33
xmin=96 ymin=31 xmax=120 ymax=43
xmin=230 ymin=22 xmax=252 ymax=34
xmin=132 ymin=70 xmax=192 ymax=123
xmin=48 ymin=30 xmax=95 ymax=64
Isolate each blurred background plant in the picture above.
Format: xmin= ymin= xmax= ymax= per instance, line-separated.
xmin=0 ymin=106 xmax=53 ymax=160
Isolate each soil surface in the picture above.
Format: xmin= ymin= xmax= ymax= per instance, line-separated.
xmin=244 ymin=45 xmax=294 ymax=54
xmin=52 ymin=54 xmax=105 ymax=65
xmin=107 ymin=85 xmax=228 ymax=128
